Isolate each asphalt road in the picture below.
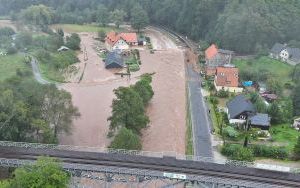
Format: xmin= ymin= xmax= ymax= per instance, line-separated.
xmin=186 ymin=63 xmax=213 ymax=158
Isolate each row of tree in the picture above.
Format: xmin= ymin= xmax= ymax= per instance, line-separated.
xmin=1 ymin=0 xmax=300 ymax=53
xmin=108 ymin=74 xmax=154 ymax=150
xmin=0 ymin=71 xmax=80 ymax=143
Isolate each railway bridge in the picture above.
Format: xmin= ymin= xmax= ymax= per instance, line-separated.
xmin=0 ymin=141 xmax=300 ymax=188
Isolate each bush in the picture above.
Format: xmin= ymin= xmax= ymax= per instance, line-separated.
xmin=221 ymin=144 xmax=254 ymax=162
xmin=129 ymin=64 xmax=140 ymax=72
xmin=0 ymin=27 xmax=15 ymax=36
xmin=223 ymin=126 xmax=239 ymax=138
xmin=217 ymin=89 xmax=229 ymax=98
xmin=250 ymin=145 xmax=288 ymax=159
xmin=66 ymin=33 xmax=81 ymax=50
xmin=110 ymin=127 xmax=142 ymax=150
xmin=6 ymin=46 xmax=17 ymax=54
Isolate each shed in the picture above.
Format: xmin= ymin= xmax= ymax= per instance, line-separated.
xmin=250 ymin=113 xmax=271 ymax=130
xmin=104 ymin=51 xmax=124 ymax=69
xmin=57 ymin=46 xmax=70 ymax=52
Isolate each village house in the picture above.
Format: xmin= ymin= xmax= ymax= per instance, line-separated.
xmin=270 ymin=43 xmax=300 ymax=65
xmin=205 ymin=44 xmax=234 ymax=76
xmin=226 ymin=95 xmax=271 ymax=130
xmin=105 ymin=32 xmax=138 ymax=51
xmin=226 ymin=95 xmax=256 ymax=124
xmin=214 ymin=65 xmax=243 ymax=93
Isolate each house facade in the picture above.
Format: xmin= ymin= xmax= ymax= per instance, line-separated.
xmin=214 ymin=65 xmax=243 ymax=93
xmin=270 ymin=43 xmax=300 ymax=65
xmin=105 ymin=32 xmax=138 ymax=51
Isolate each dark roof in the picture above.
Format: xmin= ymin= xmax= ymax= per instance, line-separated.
xmin=270 ymin=43 xmax=285 ymax=54
xmin=250 ymin=113 xmax=270 ymax=127
xmin=105 ymin=51 xmax=124 ymax=68
xmin=227 ymin=95 xmax=256 ymax=119
xmin=287 ymin=47 xmax=300 ymax=61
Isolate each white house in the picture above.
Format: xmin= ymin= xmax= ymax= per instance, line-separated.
xmin=105 ymin=32 xmax=138 ymax=51
xmin=270 ymin=43 xmax=300 ymax=65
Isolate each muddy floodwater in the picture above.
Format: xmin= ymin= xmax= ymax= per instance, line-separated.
xmin=59 ymin=29 xmax=186 ymax=154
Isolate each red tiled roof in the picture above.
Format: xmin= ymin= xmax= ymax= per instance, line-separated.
xmin=105 ymin=32 xmax=137 ymax=46
xmin=205 ymin=44 xmax=218 ymax=60
xmin=215 ymin=66 xmax=239 ymax=87
xmin=119 ymin=33 xmax=138 ymax=43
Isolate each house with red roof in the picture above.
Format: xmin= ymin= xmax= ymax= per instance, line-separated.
xmin=105 ymin=32 xmax=138 ymax=51
xmin=205 ymin=44 xmax=234 ymax=76
xmin=214 ymin=65 xmax=243 ymax=93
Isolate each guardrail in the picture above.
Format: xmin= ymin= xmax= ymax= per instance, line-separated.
xmin=0 ymin=141 xmax=299 ymax=174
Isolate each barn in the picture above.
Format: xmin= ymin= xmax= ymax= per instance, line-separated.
xmin=104 ymin=51 xmax=124 ymax=69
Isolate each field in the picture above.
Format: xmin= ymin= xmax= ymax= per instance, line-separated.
xmin=270 ymin=124 xmax=299 ymax=151
xmin=0 ymin=55 xmax=30 ymax=81
xmin=51 ymin=24 xmax=121 ymax=33
xmin=233 ymin=56 xmax=293 ymax=84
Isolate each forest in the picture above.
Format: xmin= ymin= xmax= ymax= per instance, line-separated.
xmin=1 ymin=0 xmax=300 ymax=54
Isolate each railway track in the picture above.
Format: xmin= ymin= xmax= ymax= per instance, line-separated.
xmin=1 ymin=146 xmax=300 ymax=187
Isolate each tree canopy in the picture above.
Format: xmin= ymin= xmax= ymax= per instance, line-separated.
xmin=7 ymin=157 xmax=70 ymax=188
xmin=1 ymin=0 xmax=300 ymax=53
xmin=0 ymin=72 xmax=80 ymax=143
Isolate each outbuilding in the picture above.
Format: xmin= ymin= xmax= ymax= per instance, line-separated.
xmin=104 ymin=51 xmax=124 ymax=69
xmin=250 ymin=113 xmax=271 ymax=130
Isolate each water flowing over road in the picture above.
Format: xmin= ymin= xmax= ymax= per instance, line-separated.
xmin=30 ymin=58 xmax=51 ymax=85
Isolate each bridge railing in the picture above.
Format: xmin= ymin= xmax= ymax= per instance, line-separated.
xmin=1 ymin=141 xmax=299 ymax=174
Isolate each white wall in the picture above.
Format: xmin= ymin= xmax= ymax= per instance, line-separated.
xmin=280 ymin=49 xmax=289 ymax=61
xmin=112 ymin=39 xmax=129 ymax=50
xmin=214 ymin=80 xmax=243 ymax=93
xmin=229 ymin=119 xmax=246 ymax=124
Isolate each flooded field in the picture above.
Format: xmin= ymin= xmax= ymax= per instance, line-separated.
xmin=59 ymin=29 xmax=186 ymax=154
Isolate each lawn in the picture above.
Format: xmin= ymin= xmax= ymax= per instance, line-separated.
xmin=39 ymin=62 xmax=65 ymax=83
xmin=270 ymin=124 xmax=299 ymax=151
xmin=0 ymin=54 xmax=30 ymax=81
xmin=233 ymin=56 xmax=293 ymax=84
xmin=51 ymin=24 xmax=121 ymax=33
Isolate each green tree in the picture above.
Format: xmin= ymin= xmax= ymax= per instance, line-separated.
xmin=268 ymin=102 xmax=282 ymax=124
xmin=108 ymin=87 xmax=149 ymax=133
xmin=131 ymin=5 xmax=149 ymax=32
xmin=15 ymin=32 xmax=33 ymax=49
xmin=293 ymin=82 xmax=300 ymax=116
xmin=132 ymin=74 xmax=154 ymax=105
xmin=0 ymin=27 xmax=15 ymax=36
xmin=98 ymin=29 xmax=106 ymax=42
xmin=10 ymin=157 xmax=70 ymax=188
xmin=110 ymin=127 xmax=142 ymax=150
xmin=66 ymin=33 xmax=81 ymax=50
xmin=20 ymin=4 xmax=54 ymax=27
xmin=294 ymin=136 xmax=300 ymax=159
xmin=41 ymin=85 xmax=80 ymax=136
xmin=97 ymin=4 xmax=110 ymax=26
xmin=110 ymin=9 xmax=126 ymax=28
xmin=56 ymin=28 xmax=64 ymax=37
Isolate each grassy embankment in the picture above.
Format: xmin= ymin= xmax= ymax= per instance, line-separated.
xmin=233 ymin=56 xmax=293 ymax=86
xmin=0 ymin=54 xmax=30 ymax=81
xmin=185 ymin=86 xmax=194 ymax=155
